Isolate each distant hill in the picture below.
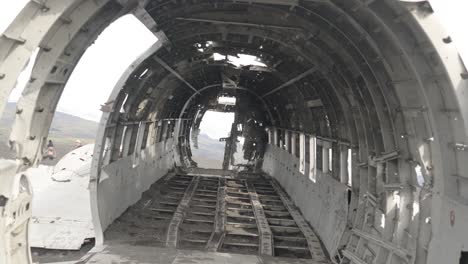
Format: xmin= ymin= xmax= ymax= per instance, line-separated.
xmin=191 ymin=133 xmax=226 ymax=169
xmin=0 ymin=102 xmax=98 ymax=163
xmin=1 ymin=103 xmax=233 ymax=168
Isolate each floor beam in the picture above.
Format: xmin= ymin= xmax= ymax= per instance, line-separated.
xmin=166 ymin=176 xmax=200 ymax=247
xmin=246 ymin=181 xmax=274 ymax=256
xmin=206 ymin=178 xmax=227 ymax=251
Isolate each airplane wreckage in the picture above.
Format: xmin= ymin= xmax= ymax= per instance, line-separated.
xmin=1 ymin=0 xmax=468 ymax=263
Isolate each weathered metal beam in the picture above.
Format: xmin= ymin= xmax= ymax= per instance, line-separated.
xmin=206 ymin=178 xmax=226 ymax=251
xmin=175 ymin=17 xmax=303 ymax=31
xmin=245 ymin=181 xmax=274 ymax=256
xmin=262 ymin=67 xmax=317 ymax=97
xmin=1 ymin=33 xmax=26 ymax=44
xmin=166 ymin=176 xmax=200 ymax=247
xmin=372 ymin=150 xmax=400 ymax=163
xmin=271 ymin=126 xmax=353 ymax=147
xmin=352 ymin=229 xmax=411 ymax=260
xmin=133 ymin=6 xmax=158 ymax=32
xmin=234 ymin=0 xmax=299 ymax=6
xmin=153 ymin=56 xmax=200 ymax=94
xmin=342 ymin=250 xmax=367 ymax=264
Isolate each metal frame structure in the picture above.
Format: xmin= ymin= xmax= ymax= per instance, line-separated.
xmin=0 ymin=0 xmax=467 ymax=264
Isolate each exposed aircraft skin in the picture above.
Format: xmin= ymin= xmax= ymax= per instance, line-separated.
xmin=0 ymin=1 xmax=468 ymax=263
xmin=28 ymin=144 xmax=94 ymax=251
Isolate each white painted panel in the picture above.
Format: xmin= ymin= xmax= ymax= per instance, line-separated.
xmin=285 ymin=130 xmax=290 ymax=152
xmin=30 ymin=217 xmax=93 ymax=250
xmin=27 ymin=145 xmax=95 ymax=250
xmin=309 ymin=136 xmax=316 ymax=182
xmin=299 ymin=133 xmax=305 ymax=174
xmin=97 ymin=140 xmax=175 ymax=232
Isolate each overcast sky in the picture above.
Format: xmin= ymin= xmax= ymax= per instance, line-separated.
xmin=1 ymin=1 xmax=157 ymax=122
xmin=0 ymin=1 xmax=236 ymax=139
xmin=1 ymin=0 xmax=467 ymax=139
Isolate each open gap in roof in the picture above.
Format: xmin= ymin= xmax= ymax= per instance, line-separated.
xmin=213 ymin=53 xmax=267 ymax=68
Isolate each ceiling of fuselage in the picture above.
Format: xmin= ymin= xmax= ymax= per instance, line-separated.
xmin=119 ymin=0 xmax=403 ymax=141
